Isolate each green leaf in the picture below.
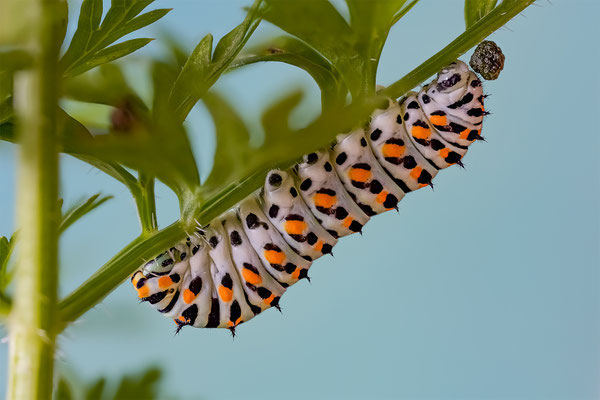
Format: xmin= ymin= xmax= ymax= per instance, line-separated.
xmin=63 ymin=62 xmax=200 ymax=196
xmin=63 ymin=63 xmax=137 ymax=106
xmin=61 ymin=0 xmax=170 ymax=77
xmin=0 ymin=234 xmax=15 ymax=291
xmin=202 ymin=91 xmax=252 ymax=192
xmin=84 ymin=378 xmax=106 ymax=400
xmin=60 ymin=0 xmax=104 ymax=70
xmin=465 ymin=0 xmax=499 ymax=29
xmin=1 ymin=112 xmax=146 ymax=204
xmin=112 ymin=8 xmax=172 ymax=42
xmin=54 ymin=377 xmax=73 ymax=400
xmin=262 ymin=0 xmax=416 ymax=98
xmin=60 ymin=194 xmax=114 ymax=234
xmin=113 ymin=367 xmax=162 ymax=400
xmin=66 ymin=38 xmax=154 ymax=78
xmin=169 ymin=0 xmax=262 ymax=121
xmin=230 ymin=36 xmax=346 ymax=110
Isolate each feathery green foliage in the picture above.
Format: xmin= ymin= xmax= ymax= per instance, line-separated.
xmin=61 ymin=0 xmax=171 ymax=77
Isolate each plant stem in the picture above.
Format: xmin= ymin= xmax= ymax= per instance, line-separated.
xmin=58 ymin=221 xmax=186 ymax=327
xmin=382 ymin=0 xmax=535 ymax=99
xmin=136 ymin=172 xmax=158 ymax=233
xmin=7 ymin=1 xmax=64 ymax=398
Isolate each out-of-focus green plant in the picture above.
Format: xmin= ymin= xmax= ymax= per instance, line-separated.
xmin=54 ymin=366 xmax=170 ymax=400
xmin=0 ymin=0 xmax=535 ymax=398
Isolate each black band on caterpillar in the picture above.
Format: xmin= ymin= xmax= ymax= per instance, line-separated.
xmin=132 ymin=61 xmax=486 ymax=335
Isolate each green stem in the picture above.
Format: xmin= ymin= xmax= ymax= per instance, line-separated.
xmin=136 ymin=172 xmax=158 ymax=233
xmin=59 ymin=221 xmax=186 ymax=327
xmin=382 ymin=0 xmax=535 ymax=99
xmin=7 ymin=0 xmax=64 ymax=398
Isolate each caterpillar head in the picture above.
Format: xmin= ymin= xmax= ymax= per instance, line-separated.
xmin=436 ymin=61 xmax=470 ymax=93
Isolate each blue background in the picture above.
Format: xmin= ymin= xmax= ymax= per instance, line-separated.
xmin=1 ymin=1 xmax=599 ymax=399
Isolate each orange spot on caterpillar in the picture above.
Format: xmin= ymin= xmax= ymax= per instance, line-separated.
xmin=459 ymin=129 xmax=470 ymax=140
xmin=342 ymin=217 xmax=353 ymax=228
xmin=183 ymin=289 xmax=196 ymax=304
xmin=439 ymin=148 xmax=450 ymax=158
xmin=411 ymin=125 xmax=430 ymax=140
xmin=313 ymin=192 xmax=337 ymax=209
xmin=376 ymin=190 xmax=388 ymax=204
xmin=264 ymin=294 xmax=276 ymax=305
xmin=137 ymin=286 xmax=150 ymax=298
xmin=218 ymin=285 xmax=233 ymax=302
xmin=410 ymin=166 xmax=423 ymax=180
xmin=348 ymin=167 xmax=371 ymax=182
xmin=429 ymin=114 xmax=447 ymax=126
xmin=284 ymin=219 xmax=307 ymax=235
xmin=382 ymin=143 xmax=405 ymax=158
xmin=158 ymin=276 xmax=173 ymax=289
xmin=242 ymin=268 xmax=262 ymax=285
xmin=264 ymin=249 xmax=285 ymax=265
xmin=314 ymin=240 xmax=323 ymax=252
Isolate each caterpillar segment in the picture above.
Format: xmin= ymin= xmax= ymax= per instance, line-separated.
xmin=238 ymin=196 xmax=312 ymax=286
xmin=204 ymin=222 xmax=256 ymax=331
xmin=295 ymin=150 xmax=369 ymax=238
xmin=401 ymin=93 xmax=468 ymax=169
xmin=368 ymin=101 xmax=438 ymax=192
xmin=173 ymin=237 xmax=216 ymax=330
xmin=219 ymin=210 xmax=286 ymax=314
xmin=131 ymin=60 xmax=487 ymax=334
xmin=331 ymin=128 xmax=405 ymax=216
xmin=262 ymin=169 xmax=337 ymax=260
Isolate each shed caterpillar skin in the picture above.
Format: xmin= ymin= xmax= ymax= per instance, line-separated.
xmin=131 ymin=60 xmax=486 ymax=335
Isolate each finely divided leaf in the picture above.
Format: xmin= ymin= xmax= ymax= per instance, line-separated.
xmin=169 ymin=0 xmax=262 ymax=122
xmin=262 ymin=0 xmax=419 ymax=98
xmin=61 ymin=0 xmax=170 ymax=77
xmin=65 ymin=61 xmax=200 ymax=196
xmin=66 ymin=38 xmax=154 ymax=77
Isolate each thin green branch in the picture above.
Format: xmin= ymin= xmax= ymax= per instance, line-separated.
xmin=136 ymin=172 xmax=158 ymax=233
xmin=7 ymin=0 xmax=63 ymax=398
xmin=59 ymin=221 xmax=186 ymax=327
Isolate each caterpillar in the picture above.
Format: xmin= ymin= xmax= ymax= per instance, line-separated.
xmin=131 ymin=60 xmax=487 ymax=335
